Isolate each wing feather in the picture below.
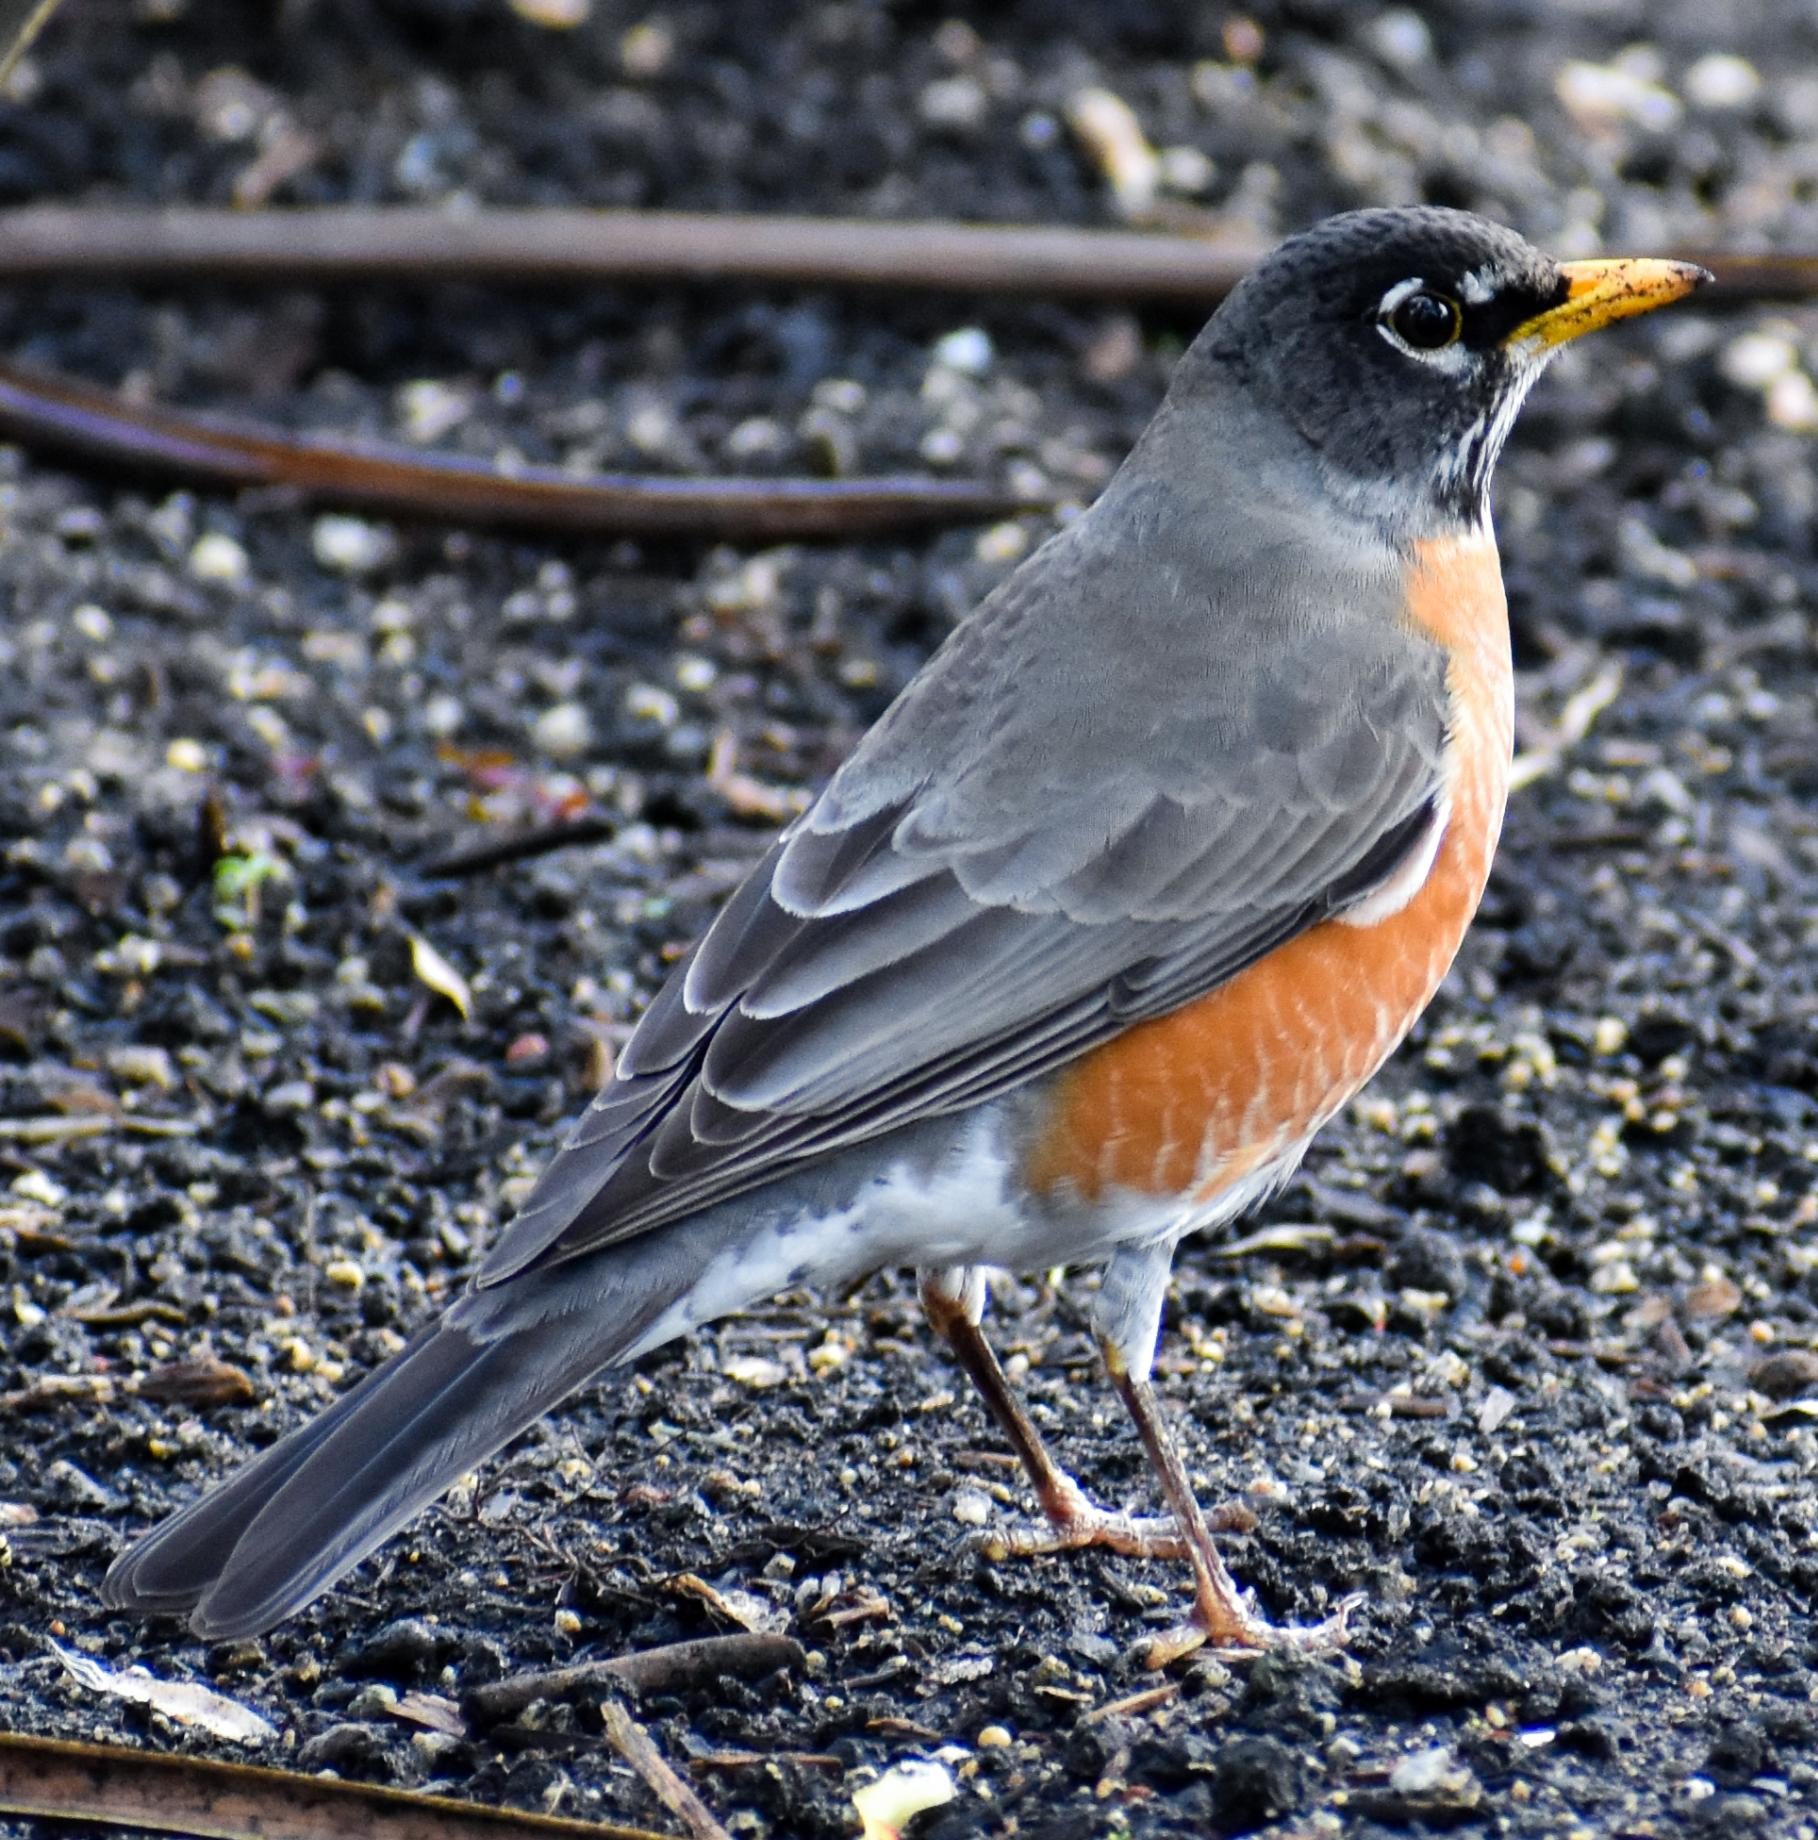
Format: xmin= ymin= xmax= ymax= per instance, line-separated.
xmin=478 ymin=473 xmax=1463 ymax=1287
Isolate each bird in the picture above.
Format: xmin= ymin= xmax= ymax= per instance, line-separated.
xmin=103 ymin=208 xmax=1707 ymax=1663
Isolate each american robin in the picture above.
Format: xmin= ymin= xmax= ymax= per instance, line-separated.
xmin=103 ymin=208 xmax=1706 ymax=1662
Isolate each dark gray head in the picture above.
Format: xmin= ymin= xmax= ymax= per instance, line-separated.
xmin=1178 ymin=207 xmax=1707 ymax=534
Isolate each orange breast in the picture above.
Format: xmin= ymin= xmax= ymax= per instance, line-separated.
xmin=1023 ymin=533 xmax=1513 ymax=1210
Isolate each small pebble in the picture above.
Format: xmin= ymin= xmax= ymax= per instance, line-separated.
xmin=919 ymin=75 xmax=988 ymax=132
xmin=1159 ymin=144 xmax=1215 ymax=194
xmin=1369 ymin=9 xmax=1433 ymax=71
xmin=1066 ymin=86 xmax=1160 ymax=217
xmin=312 ymin=515 xmax=395 ymax=575
xmin=1556 ymin=59 xmax=1683 ymax=133
xmin=107 ymin=1045 xmax=177 ymax=1090
xmin=1766 ymin=370 xmax=1818 ymax=432
xmin=396 ymin=379 xmax=470 ymax=442
xmin=619 ymin=20 xmax=673 ymax=75
xmin=1684 ymin=1273 xmax=1742 ymax=1319
xmin=931 ymin=327 xmax=993 ymax=375
xmin=1592 ymin=1017 xmax=1628 ymax=1057
xmin=534 ymin=701 xmax=594 ymax=759
xmin=507 ymin=0 xmax=589 ymax=26
xmin=1684 ymin=53 xmax=1760 ymax=110
xmin=1749 ymin=1350 xmax=1818 ymax=1400
xmin=1720 ymin=330 xmax=1796 ymax=389
xmin=188 ymin=533 xmax=249 ymax=586
xmin=1390 ymin=1746 xmax=1472 ymax=1796
xmin=951 ymin=1489 xmax=992 ymax=1527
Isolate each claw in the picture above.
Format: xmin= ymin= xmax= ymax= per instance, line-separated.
xmin=1140 ymin=1589 xmax=1362 ymax=1671
xmin=979 ymin=1503 xmax=1188 ymax=1563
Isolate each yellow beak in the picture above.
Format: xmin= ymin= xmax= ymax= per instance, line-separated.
xmin=1506 ymin=257 xmax=1712 ymax=349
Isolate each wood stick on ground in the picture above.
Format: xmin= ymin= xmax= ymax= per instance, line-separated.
xmin=0 ymin=206 xmax=1262 ymax=297
xmin=0 ymin=0 xmax=68 ymax=87
xmin=0 ymin=359 xmax=1038 ymax=541
xmin=602 ymin=1703 xmax=732 ymax=1840
xmin=413 ymin=815 xmax=622 ymax=881
xmin=466 ymin=1633 xmax=805 ymax=1724
xmin=0 ymin=1732 xmax=681 ymax=1840
xmin=0 ymin=205 xmax=1788 ymax=302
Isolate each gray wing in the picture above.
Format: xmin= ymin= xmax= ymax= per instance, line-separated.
xmin=481 ymin=480 xmax=1455 ymax=1285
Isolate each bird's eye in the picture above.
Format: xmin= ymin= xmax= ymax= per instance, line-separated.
xmin=1386 ymin=289 xmax=1463 ymax=351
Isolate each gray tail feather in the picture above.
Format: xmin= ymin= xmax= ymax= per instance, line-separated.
xmin=102 ymin=1259 xmax=688 ymax=1640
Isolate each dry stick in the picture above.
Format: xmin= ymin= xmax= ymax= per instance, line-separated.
xmin=414 ymin=814 xmax=621 ymax=880
xmin=0 ymin=0 xmax=68 ymax=87
xmin=602 ymin=1704 xmax=733 ymax=1840
xmin=0 ymin=205 xmax=1790 ymax=301
xmin=0 ymin=360 xmax=1036 ymax=541
xmin=0 ymin=206 xmax=1260 ymax=297
xmin=467 ymin=1633 xmax=806 ymax=1724
xmin=0 ymin=1732 xmax=681 ymax=1840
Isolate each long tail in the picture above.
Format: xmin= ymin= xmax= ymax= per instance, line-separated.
xmin=102 ymin=1247 xmax=693 ymax=1640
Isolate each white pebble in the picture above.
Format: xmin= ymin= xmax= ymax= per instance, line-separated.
xmin=1684 ymin=53 xmax=1760 ymax=110
xmin=932 ymin=327 xmax=993 ymax=375
xmin=312 ymin=515 xmax=395 ymax=575
xmin=188 ymin=532 xmax=249 ymax=585
xmin=1369 ymin=9 xmax=1433 ymax=70
xmin=72 ymin=603 xmax=113 ymax=642
xmin=1066 ymin=86 xmax=1160 ymax=218
xmin=1556 ymin=59 xmax=1683 ymax=133
xmin=534 ymin=701 xmax=594 ymax=758
xmin=623 ymin=682 xmax=679 ymax=727
xmin=397 ymin=379 xmax=470 ymax=443
xmin=919 ymin=75 xmax=987 ymax=131
xmin=975 ymin=521 xmax=1029 ymax=565
xmin=920 ymin=427 xmax=965 ymax=466
xmin=1391 ymin=1746 xmax=1461 ymax=1795
xmin=422 ymin=693 xmax=464 ymax=737
xmin=951 ymin=1489 xmax=992 ymax=1527
xmin=1720 ymin=330 xmax=1796 ymax=390
xmin=1767 ymin=369 xmax=1818 ymax=432
xmin=1159 ymin=145 xmax=1216 ymax=195
xmin=619 ymin=20 xmax=672 ymax=76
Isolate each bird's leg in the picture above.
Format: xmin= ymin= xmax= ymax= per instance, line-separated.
xmin=1092 ymin=1239 xmax=1357 ymax=1669
xmin=917 ymin=1265 xmax=1186 ymax=1561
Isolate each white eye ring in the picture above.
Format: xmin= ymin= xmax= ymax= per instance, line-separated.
xmin=1375 ymin=277 xmax=1470 ymax=370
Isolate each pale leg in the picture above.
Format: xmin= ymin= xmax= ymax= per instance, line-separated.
xmin=917 ymin=1265 xmax=1187 ymax=1561
xmin=1092 ymin=1239 xmax=1357 ymax=1667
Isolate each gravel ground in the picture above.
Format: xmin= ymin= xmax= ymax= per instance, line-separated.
xmin=3 ymin=2 xmax=1818 ymax=1837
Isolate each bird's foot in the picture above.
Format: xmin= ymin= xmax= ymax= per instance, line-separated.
xmin=976 ymin=1477 xmax=1255 ymax=1563
xmin=980 ymin=1506 xmax=1186 ymax=1563
xmin=1140 ymin=1589 xmax=1363 ymax=1671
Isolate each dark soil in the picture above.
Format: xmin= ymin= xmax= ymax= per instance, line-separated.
xmin=3 ymin=3 xmax=1818 ymax=1837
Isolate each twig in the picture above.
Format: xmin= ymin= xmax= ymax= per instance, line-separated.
xmin=1339 ymin=1391 xmax=1453 ymax=1420
xmin=0 ymin=206 xmax=1261 ymax=297
xmin=413 ymin=815 xmax=619 ymax=881
xmin=0 ymin=0 xmax=67 ymax=87
xmin=0 ymin=360 xmax=1036 ymax=541
xmin=690 ymin=1749 xmax=844 ymax=1771
xmin=1081 ymin=1682 xmax=1181 ymax=1726
xmin=1509 ymin=658 xmax=1624 ymax=790
xmin=466 ymin=1633 xmax=805 ymax=1724
xmin=0 ymin=205 xmax=1786 ymax=302
xmin=602 ymin=1703 xmax=732 ymax=1840
xmin=0 ymin=1113 xmax=202 ymax=1142
xmin=0 ymin=1731 xmax=680 ymax=1840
